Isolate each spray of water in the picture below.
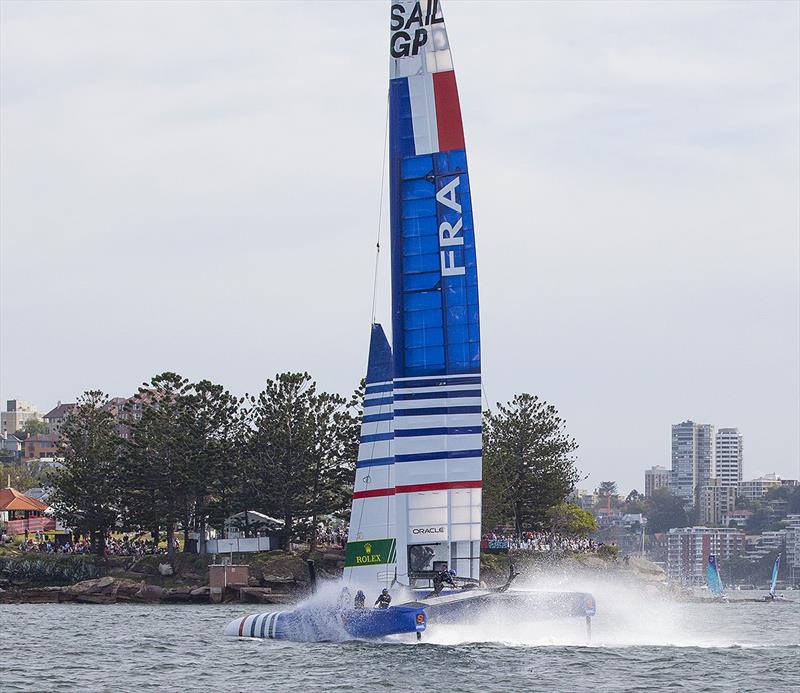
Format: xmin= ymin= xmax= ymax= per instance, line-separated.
xmin=418 ymin=570 xmax=799 ymax=649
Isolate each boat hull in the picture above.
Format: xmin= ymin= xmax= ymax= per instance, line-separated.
xmin=224 ymin=605 xmax=426 ymax=642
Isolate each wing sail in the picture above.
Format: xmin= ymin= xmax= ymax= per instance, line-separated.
xmin=389 ymin=0 xmax=482 ymax=584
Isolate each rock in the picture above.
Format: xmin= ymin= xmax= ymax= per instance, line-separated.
xmin=190 ymin=586 xmax=211 ymax=597
xmin=164 ymin=587 xmax=192 ymax=602
xmin=158 ymin=563 xmax=174 ymax=576
xmin=115 ymin=579 xmax=145 ymax=602
xmin=136 ymin=582 xmax=166 ymax=601
xmin=182 ymin=571 xmax=203 ymax=582
xmin=239 ymin=587 xmax=274 ymax=603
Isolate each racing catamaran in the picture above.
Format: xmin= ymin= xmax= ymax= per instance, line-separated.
xmin=706 ymin=554 xmax=726 ymax=600
xmin=225 ymin=0 xmax=595 ymax=641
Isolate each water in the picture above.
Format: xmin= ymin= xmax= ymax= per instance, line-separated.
xmin=2 ymin=587 xmax=798 ymax=692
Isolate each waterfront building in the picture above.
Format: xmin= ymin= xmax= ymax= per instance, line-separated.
xmin=22 ymin=433 xmax=59 ymax=461
xmin=1 ymin=400 xmax=40 ymax=436
xmin=43 ymin=402 xmax=77 ymax=436
xmin=714 ymin=428 xmax=742 ymax=488
xmin=738 ymin=474 xmax=783 ymax=500
xmin=0 ymin=486 xmax=53 ymax=535
xmin=0 ymin=433 xmax=23 ymax=460
xmin=670 ymin=421 xmax=714 ymax=508
xmin=645 ymin=465 xmax=670 ymax=497
xmin=785 ymin=515 xmax=800 ymax=586
xmin=666 ymin=527 xmax=746 ymax=585
xmin=698 ymin=479 xmax=737 ymax=526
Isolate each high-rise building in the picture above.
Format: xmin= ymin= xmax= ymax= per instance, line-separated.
xmin=666 ymin=527 xmax=746 ymax=585
xmin=645 ymin=465 xmax=670 ymax=497
xmin=670 ymin=421 xmax=715 ymax=507
xmin=0 ymin=400 xmax=40 ymax=436
xmin=698 ymin=479 xmax=737 ymax=526
xmin=715 ymin=428 xmax=743 ymax=488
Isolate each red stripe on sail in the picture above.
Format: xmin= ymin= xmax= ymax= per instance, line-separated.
xmin=353 ymin=480 xmax=481 ymax=499
xmin=352 ymin=487 xmax=397 ymax=499
xmin=238 ymin=617 xmax=246 ymax=637
xmin=433 ymin=70 xmax=465 ymax=152
xmin=397 ymin=480 xmax=481 ymax=494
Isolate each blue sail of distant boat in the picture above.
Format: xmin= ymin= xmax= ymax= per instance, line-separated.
xmin=770 ymin=554 xmax=781 ymax=596
xmin=707 ymin=555 xmax=724 ymax=596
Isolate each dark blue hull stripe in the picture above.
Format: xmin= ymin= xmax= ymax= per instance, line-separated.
xmin=394 ymin=426 xmax=481 ymax=437
xmin=395 ymin=448 xmax=482 ymax=463
xmin=394 ymin=390 xmax=481 ymax=401
xmin=394 ymin=406 xmax=482 ymax=417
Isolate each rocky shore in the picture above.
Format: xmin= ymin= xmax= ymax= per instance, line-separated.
xmin=1 ymin=547 xmax=670 ymax=605
xmin=0 ymin=549 xmax=326 ymax=605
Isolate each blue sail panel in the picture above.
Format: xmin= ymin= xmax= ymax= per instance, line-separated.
xmin=770 ymin=554 xmax=781 ymax=595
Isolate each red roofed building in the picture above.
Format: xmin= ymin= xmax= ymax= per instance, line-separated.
xmin=0 ymin=486 xmax=54 ymax=535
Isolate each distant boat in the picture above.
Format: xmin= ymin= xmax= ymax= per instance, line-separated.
xmin=706 ymin=555 xmax=727 ymax=601
xmin=761 ymin=554 xmax=792 ymax=603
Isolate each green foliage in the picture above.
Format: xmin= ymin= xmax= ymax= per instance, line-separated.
xmin=597 ymin=543 xmax=619 ymax=560
xmin=23 ymin=418 xmax=47 ymax=435
xmin=49 ymin=391 xmax=121 ymax=555
xmin=549 ymin=502 xmax=598 ymax=536
xmin=644 ymin=487 xmax=689 ymax=534
xmin=0 ymin=554 xmax=103 ymax=585
xmin=245 ymin=372 xmax=359 ymax=544
xmin=482 ymin=394 xmax=580 ymax=534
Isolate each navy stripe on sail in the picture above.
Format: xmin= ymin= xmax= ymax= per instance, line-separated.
xmin=356 ymin=456 xmax=394 ymax=469
xmin=394 ymin=376 xmax=481 ymax=389
xmin=250 ymin=615 xmax=258 ymax=637
xmin=394 ymin=426 xmax=481 ymax=438
xmin=394 ymin=390 xmax=481 ymax=401
xmin=364 ymin=396 xmax=394 ymax=407
xmin=395 ymin=448 xmax=482 ymax=463
xmin=260 ymin=614 xmax=268 ymax=638
xmin=362 ymin=412 xmax=394 ymax=423
xmin=360 ymin=432 xmax=395 ymax=443
xmin=394 ymin=406 xmax=482 ymax=417
xmin=365 ymin=383 xmax=393 ymax=394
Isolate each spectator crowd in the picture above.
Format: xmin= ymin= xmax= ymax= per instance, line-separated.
xmin=483 ymin=531 xmax=599 ymax=554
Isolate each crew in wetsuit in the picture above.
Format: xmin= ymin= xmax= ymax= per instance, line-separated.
xmin=354 ymin=590 xmax=366 ymax=609
xmin=432 ymin=568 xmax=456 ymax=596
xmin=375 ymin=588 xmax=392 ymax=608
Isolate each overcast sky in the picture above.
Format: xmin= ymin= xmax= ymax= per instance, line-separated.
xmin=1 ymin=1 xmax=798 ymax=493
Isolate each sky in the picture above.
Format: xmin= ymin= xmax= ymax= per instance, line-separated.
xmin=1 ymin=0 xmax=798 ymax=494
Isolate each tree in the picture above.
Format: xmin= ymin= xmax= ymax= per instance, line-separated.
xmin=22 ymin=418 xmax=47 ymax=436
xmin=118 ymin=373 xmax=196 ymax=563
xmin=247 ymin=372 xmax=359 ymax=546
xmin=49 ymin=391 xmax=121 ymax=555
xmin=645 ymin=487 xmax=689 ymax=534
xmin=598 ymin=481 xmax=618 ymax=512
xmin=177 ymin=380 xmax=244 ymax=551
xmin=623 ymin=489 xmax=645 ymax=514
xmin=483 ymin=394 xmax=580 ymax=535
xmin=549 ymin=502 xmax=598 ymax=536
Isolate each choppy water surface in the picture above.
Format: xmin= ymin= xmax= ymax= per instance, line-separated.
xmin=3 ymin=582 xmax=798 ymax=692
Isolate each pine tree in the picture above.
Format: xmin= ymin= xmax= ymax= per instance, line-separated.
xmin=49 ymin=391 xmax=121 ymax=555
xmin=483 ymin=394 xmax=580 ymax=535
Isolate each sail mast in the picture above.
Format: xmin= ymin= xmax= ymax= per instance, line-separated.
xmin=388 ymin=0 xmax=482 ymax=584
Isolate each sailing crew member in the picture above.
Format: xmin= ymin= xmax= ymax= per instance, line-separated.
xmin=354 ymin=590 xmax=366 ymax=609
xmin=375 ymin=588 xmax=392 ymax=608
xmin=432 ymin=568 xmax=457 ymax=595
